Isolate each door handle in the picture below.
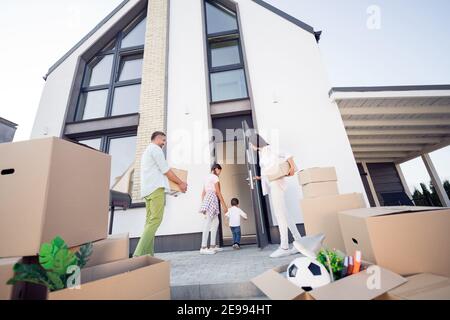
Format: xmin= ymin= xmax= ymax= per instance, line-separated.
xmin=248 ymin=170 xmax=254 ymax=190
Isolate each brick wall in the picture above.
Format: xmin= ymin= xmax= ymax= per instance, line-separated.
xmin=132 ymin=0 xmax=169 ymax=201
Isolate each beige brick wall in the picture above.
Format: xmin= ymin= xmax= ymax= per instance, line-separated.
xmin=132 ymin=0 xmax=169 ymax=201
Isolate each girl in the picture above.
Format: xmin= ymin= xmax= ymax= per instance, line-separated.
xmin=199 ymin=164 xmax=228 ymax=255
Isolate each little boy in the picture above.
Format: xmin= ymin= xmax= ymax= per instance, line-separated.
xmin=225 ymin=198 xmax=248 ymax=249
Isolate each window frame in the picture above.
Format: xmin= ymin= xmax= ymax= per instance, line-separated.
xmin=204 ymin=1 xmax=249 ymax=103
xmin=75 ymin=12 xmax=146 ymax=122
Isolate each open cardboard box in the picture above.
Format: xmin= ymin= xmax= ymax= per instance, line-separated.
xmin=300 ymin=193 xmax=366 ymax=252
xmin=338 ymin=206 xmax=450 ymax=277
xmin=70 ymin=233 xmax=130 ymax=268
xmin=24 ymin=255 xmax=170 ymax=300
xmin=0 ymin=137 xmax=110 ymax=257
xmin=167 ymin=168 xmax=188 ymax=196
xmin=252 ymin=263 xmax=406 ymax=300
xmin=378 ymin=273 xmax=450 ymax=300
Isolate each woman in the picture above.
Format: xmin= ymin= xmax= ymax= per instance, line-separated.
xmin=250 ymin=134 xmax=303 ymax=258
xmin=199 ymin=164 xmax=228 ymax=255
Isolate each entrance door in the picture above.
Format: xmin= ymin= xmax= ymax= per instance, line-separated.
xmin=242 ymin=120 xmax=270 ymax=248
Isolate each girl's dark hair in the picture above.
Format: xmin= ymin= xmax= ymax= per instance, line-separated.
xmin=249 ymin=133 xmax=269 ymax=148
xmin=211 ymin=163 xmax=222 ymax=172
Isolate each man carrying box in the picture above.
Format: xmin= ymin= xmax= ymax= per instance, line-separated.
xmin=133 ymin=131 xmax=188 ymax=257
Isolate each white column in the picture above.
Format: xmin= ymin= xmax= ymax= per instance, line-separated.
xmin=362 ymin=162 xmax=381 ymax=207
xmin=395 ymin=163 xmax=413 ymax=202
xmin=421 ymin=153 xmax=450 ymax=207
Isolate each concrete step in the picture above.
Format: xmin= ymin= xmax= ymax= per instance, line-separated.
xmin=171 ymin=281 xmax=266 ymax=300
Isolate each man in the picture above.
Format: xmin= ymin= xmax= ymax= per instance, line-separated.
xmin=133 ymin=131 xmax=188 ymax=257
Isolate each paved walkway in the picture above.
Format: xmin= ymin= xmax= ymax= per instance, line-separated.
xmin=156 ymin=244 xmax=295 ymax=286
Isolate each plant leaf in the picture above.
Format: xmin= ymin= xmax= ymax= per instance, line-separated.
xmin=39 ymin=236 xmax=72 ymax=272
xmin=46 ymin=272 xmax=65 ymax=291
xmin=76 ymin=243 xmax=93 ymax=269
xmin=53 ymin=249 xmax=77 ymax=276
xmin=7 ymin=263 xmax=54 ymax=290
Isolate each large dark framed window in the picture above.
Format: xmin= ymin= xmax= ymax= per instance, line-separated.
xmin=204 ymin=1 xmax=248 ymax=103
xmin=76 ymin=12 xmax=146 ymax=121
xmin=77 ymin=133 xmax=137 ymax=187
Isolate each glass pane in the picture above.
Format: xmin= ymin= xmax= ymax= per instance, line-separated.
xmin=118 ymin=56 xmax=143 ymax=81
xmin=108 ymin=136 xmax=137 ymax=187
xmin=210 ymin=69 xmax=248 ymax=102
xmin=79 ymin=89 xmax=109 ymax=120
xmin=83 ymin=55 xmax=114 ymax=87
xmin=78 ymin=138 xmax=101 ymax=150
xmin=205 ymin=2 xmax=237 ymax=35
xmin=111 ymin=84 xmax=141 ymax=116
xmin=121 ymin=18 xmax=147 ymax=48
xmin=211 ymin=40 xmax=240 ymax=68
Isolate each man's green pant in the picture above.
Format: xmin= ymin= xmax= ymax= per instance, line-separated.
xmin=133 ymin=188 xmax=166 ymax=257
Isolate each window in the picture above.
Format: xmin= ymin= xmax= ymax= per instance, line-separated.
xmin=78 ymin=134 xmax=137 ymax=187
xmin=78 ymin=138 xmax=102 ymax=150
xmin=210 ymin=69 xmax=247 ymax=101
xmin=108 ymin=136 xmax=137 ymax=186
xmin=111 ymin=84 xmax=141 ymax=116
xmin=76 ymin=12 xmax=146 ymax=121
xmin=204 ymin=1 xmax=248 ymax=102
xmin=211 ymin=40 xmax=241 ymax=68
xmin=205 ymin=2 xmax=238 ymax=35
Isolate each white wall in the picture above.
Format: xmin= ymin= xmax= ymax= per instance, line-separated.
xmin=114 ymin=0 xmax=212 ymax=237
xmin=158 ymin=0 xmax=212 ymax=236
xmin=30 ymin=0 xmax=142 ymax=139
xmin=236 ymin=0 xmax=367 ymax=225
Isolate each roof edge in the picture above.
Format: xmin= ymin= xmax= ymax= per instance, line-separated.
xmin=251 ymin=0 xmax=316 ymax=36
xmin=329 ymin=84 xmax=450 ymax=97
xmin=44 ymin=0 xmax=131 ymax=80
xmin=0 ymin=117 xmax=18 ymax=128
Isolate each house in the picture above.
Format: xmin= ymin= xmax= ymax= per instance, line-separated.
xmin=30 ymin=0 xmax=450 ymax=252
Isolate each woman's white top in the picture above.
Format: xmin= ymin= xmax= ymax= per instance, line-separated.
xmin=258 ymin=146 xmax=292 ymax=196
xmin=203 ymin=173 xmax=219 ymax=193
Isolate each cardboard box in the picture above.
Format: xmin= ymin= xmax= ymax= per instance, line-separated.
xmin=298 ymin=167 xmax=337 ymax=186
xmin=70 ymin=233 xmax=129 ymax=268
xmin=379 ymin=273 xmax=450 ymax=300
xmin=0 ymin=258 xmax=23 ymax=300
xmin=302 ymin=181 xmax=339 ymax=198
xmin=252 ymin=264 xmax=406 ymax=300
xmin=266 ymin=161 xmax=298 ymax=182
xmin=26 ymin=256 xmax=170 ymax=300
xmin=338 ymin=206 xmax=450 ymax=277
xmin=300 ymin=193 xmax=366 ymax=252
xmin=0 ymin=137 xmax=111 ymax=257
xmin=167 ymin=168 xmax=188 ymax=195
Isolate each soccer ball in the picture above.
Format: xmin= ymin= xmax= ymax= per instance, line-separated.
xmin=286 ymin=256 xmax=331 ymax=291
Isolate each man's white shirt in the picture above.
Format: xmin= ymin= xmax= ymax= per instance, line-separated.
xmin=140 ymin=143 xmax=170 ymax=198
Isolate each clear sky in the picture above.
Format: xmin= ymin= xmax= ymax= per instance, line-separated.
xmin=0 ymin=0 xmax=449 ymax=191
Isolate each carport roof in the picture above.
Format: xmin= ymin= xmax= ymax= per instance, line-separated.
xmin=330 ymin=85 xmax=450 ymax=164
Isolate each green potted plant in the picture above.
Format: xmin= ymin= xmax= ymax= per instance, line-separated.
xmin=316 ymin=248 xmax=345 ymax=281
xmin=8 ymin=236 xmax=93 ymax=292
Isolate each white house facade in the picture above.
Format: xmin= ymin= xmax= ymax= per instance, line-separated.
xmin=31 ymin=0 xmax=450 ymax=252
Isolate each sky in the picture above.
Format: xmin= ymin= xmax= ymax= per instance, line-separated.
xmin=0 ymin=0 xmax=449 ymax=192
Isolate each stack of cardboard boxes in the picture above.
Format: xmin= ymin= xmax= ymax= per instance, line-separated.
xmin=252 ymin=167 xmax=450 ymax=300
xmin=298 ymin=167 xmax=366 ymax=253
xmin=0 ymin=137 xmax=170 ymax=300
